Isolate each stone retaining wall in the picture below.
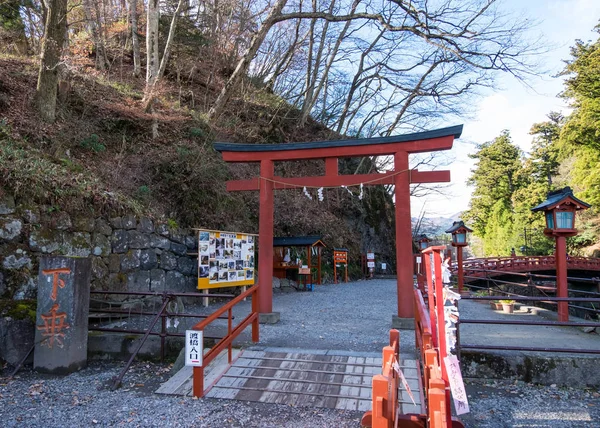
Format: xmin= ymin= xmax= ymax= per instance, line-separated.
xmin=0 ymin=193 xmax=199 ymax=300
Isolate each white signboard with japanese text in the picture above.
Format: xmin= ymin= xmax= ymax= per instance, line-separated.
xmin=444 ymin=355 xmax=470 ymax=415
xmin=367 ymin=252 xmax=375 ymax=260
xmin=367 ymin=261 xmax=375 ymax=268
xmin=185 ymin=330 xmax=203 ymax=367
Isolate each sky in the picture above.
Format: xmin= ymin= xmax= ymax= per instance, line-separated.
xmin=410 ymin=0 xmax=600 ymax=219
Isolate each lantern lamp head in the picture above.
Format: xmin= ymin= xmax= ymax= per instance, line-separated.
xmin=531 ymin=187 xmax=591 ymax=237
xmin=445 ymin=221 xmax=472 ymax=247
xmin=416 ymin=234 xmax=430 ymax=250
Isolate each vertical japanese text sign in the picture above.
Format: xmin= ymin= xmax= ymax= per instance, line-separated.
xmin=185 ymin=330 xmax=203 ymax=366
xmin=34 ymin=257 xmax=91 ymax=374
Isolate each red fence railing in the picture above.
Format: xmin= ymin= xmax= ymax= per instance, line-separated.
xmin=192 ymin=284 xmax=259 ymax=397
xmin=458 ymin=256 xmax=600 ymax=278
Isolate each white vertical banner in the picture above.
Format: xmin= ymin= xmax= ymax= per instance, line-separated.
xmin=185 ymin=330 xmax=203 ymax=366
xmin=444 ymin=355 xmax=470 ymax=415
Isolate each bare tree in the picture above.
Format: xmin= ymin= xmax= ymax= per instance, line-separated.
xmin=35 ymin=0 xmax=68 ymax=123
xmin=130 ymin=0 xmax=141 ymax=77
xmin=143 ymin=0 xmax=186 ymax=111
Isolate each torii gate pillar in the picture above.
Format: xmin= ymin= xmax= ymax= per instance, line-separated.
xmin=393 ymin=151 xmax=414 ymax=329
xmin=214 ymin=125 xmax=463 ymax=327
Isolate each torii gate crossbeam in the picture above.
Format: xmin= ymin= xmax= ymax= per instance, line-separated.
xmin=214 ymin=125 xmax=462 ymax=327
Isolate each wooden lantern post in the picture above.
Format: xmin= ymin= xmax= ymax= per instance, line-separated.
xmin=445 ymin=221 xmax=472 ymax=293
xmin=532 ymin=187 xmax=591 ymax=322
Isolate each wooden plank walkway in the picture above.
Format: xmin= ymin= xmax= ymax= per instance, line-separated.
xmin=156 ymin=348 xmax=422 ymax=413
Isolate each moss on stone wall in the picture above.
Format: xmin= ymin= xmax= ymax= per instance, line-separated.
xmin=0 ymin=298 xmax=37 ymax=321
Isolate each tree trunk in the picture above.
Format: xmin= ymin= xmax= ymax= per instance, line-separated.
xmin=35 ymin=0 xmax=68 ymax=123
xmin=207 ymin=0 xmax=289 ymax=121
xmin=145 ymin=0 xmax=160 ymax=84
xmin=143 ymin=0 xmax=185 ymax=111
xmin=82 ymin=0 xmax=107 ymax=70
xmin=130 ymin=0 xmax=141 ymax=77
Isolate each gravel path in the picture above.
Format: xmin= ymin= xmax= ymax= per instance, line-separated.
xmin=2 ymin=279 xmax=599 ymax=427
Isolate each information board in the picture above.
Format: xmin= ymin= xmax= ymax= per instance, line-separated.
xmin=196 ymin=229 xmax=257 ymax=289
xmin=185 ymin=330 xmax=203 ymax=367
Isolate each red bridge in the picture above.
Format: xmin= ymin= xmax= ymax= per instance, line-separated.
xmin=457 ymin=256 xmax=600 ymax=281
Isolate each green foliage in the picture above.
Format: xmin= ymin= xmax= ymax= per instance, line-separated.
xmin=135 ymin=185 xmax=151 ymax=202
xmin=464 ymin=130 xmax=523 ymax=237
xmin=0 ymin=134 xmax=140 ymax=215
xmin=0 ymin=299 xmax=37 ymax=321
xmin=560 ymin=25 xmax=600 ymax=152
xmin=154 ymin=144 xmax=247 ymax=228
xmin=80 ymin=134 xmax=106 ymax=153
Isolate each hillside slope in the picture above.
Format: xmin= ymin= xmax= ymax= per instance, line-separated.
xmin=0 ymin=55 xmax=397 ymax=271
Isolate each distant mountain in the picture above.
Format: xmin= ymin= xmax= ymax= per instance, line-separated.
xmin=412 ymin=212 xmax=464 ymax=237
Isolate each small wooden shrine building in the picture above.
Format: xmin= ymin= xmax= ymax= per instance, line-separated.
xmin=273 ymin=236 xmax=325 ymax=285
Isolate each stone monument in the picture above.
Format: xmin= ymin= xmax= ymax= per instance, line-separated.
xmin=34 ymin=256 xmax=91 ymax=374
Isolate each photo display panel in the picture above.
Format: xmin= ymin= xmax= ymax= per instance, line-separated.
xmin=196 ymin=229 xmax=256 ymax=289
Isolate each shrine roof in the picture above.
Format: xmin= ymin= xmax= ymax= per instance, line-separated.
xmin=531 ymin=187 xmax=591 ymax=212
xmin=214 ymin=125 xmax=463 ymax=153
xmin=273 ymin=236 xmax=325 ymax=247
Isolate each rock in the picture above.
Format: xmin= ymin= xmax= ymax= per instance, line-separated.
xmin=177 ymin=257 xmax=195 ymax=276
xmin=0 ymin=271 xmax=5 ymax=296
xmin=170 ymin=232 xmax=186 ymax=244
xmin=0 ymin=218 xmax=22 ymax=241
xmin=0 ymin=194 xmax=16 ymax=214
xmin=61 ymin=232 xmax=91 ymax=257
xmin=122 ymin=214 xmax=136 ymax=230
xmin=94 ymin=218 xmax=113 ymax=236
xmin=140 ymin=249 xmax=158 ymax=270
xmin=108 ymin=272 xmax=128 ymax=292
xmin=13 ymin=277 xmax=36 ymax=300
xmin=166 ymin=270 xmax=187 ymax=292
xmin=150 ymin=269 xmax=166 ymax=291
xmin=0 ymin=318 xmax=35 ymax=365
xmin=29 ymin=229 xmax=62 ymax=253
xmin=111 ymin=229 xmax=129 ymax=253
xmin=91 ymin=257 xmax=109 ymax=279
xmin=108 ymin=254 xmax=121 ymax=273
xmin=582 ymin=326 xmax=596 ymax=333
xmin=272 ymin=277 xmax=281 ymax=289
xmin=109 ymin=217 xmax=123 ymax=229
xmin=156 ymin=223 xmax=170 ymax=237
xmin=51 ymin=211 xmax=72 ymax=230
xmin=151 ymin=235 xmax=170 ymax=250
xmin=170 ymin=347 xmax=186 ymax=375
xmin=160 ymin=252 xmax=178 ymax=270
xmin=184 ymin=235 xmax=197 ymax=250
xmin=73 ymin=217 xmax=95 ymax=232
xmin=128 ymin=230 xmax=151 ymax=249
xmin=91 ymin=233 xmax=111 ymax=256
xmin=127 ymin=270 xmax=150 ymax=292
xmin=22 ymin=208 xmax=39 ymax=224
xmin=171 ymin=242 xmax=187 ymax=256
xmin=2 ymin=254 xmax=32 ymax=270
xmin=137 ymin=217 xmax=154 ymax=234
xmin=120 ymin=249 xmax=141 ymax=271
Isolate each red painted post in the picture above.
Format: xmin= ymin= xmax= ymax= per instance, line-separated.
xmin=258 ymin=159 xmax=274 ymax=314
xmin=394 ymin=151 xmax=413 ymax=319
xmin=457 ymin=246 xmax=464 ymax=293
xmin=193 ymin=365 xmax=204 ymax=397
xmin=555 ymin=235 xmax=569 ymax=322
xmin=251 ymin=288 xmax=259 ymax=342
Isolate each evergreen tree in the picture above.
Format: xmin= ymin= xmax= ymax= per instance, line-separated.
xmin=464 ymin=130 xmax=523 ymax=239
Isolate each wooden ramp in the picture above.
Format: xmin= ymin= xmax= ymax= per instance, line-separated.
xmin=156 ymin=347 xmax=422 ymax=413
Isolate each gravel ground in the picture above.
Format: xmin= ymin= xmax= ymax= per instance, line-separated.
xmin=2 ymin=279 xmax=599 ymax=427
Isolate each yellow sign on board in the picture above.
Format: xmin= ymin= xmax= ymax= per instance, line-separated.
xmin=196 ymin=229 xmax=257 ymax=290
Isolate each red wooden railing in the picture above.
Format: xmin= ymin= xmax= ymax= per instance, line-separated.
xmin=459 ymin=255 xmax=600 ymax=279
xmin=192 ymin=284 xmax=259 ymax=397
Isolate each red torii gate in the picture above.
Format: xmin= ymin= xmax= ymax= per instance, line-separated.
xmin=214 ymin=125 xmax=462 ymax=326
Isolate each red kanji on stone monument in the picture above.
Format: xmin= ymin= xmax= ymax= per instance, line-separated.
xmin=42 ymin=268 xmax=71 ymax=301
xmin=37 ymin=303 xmax=70 ymax=349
